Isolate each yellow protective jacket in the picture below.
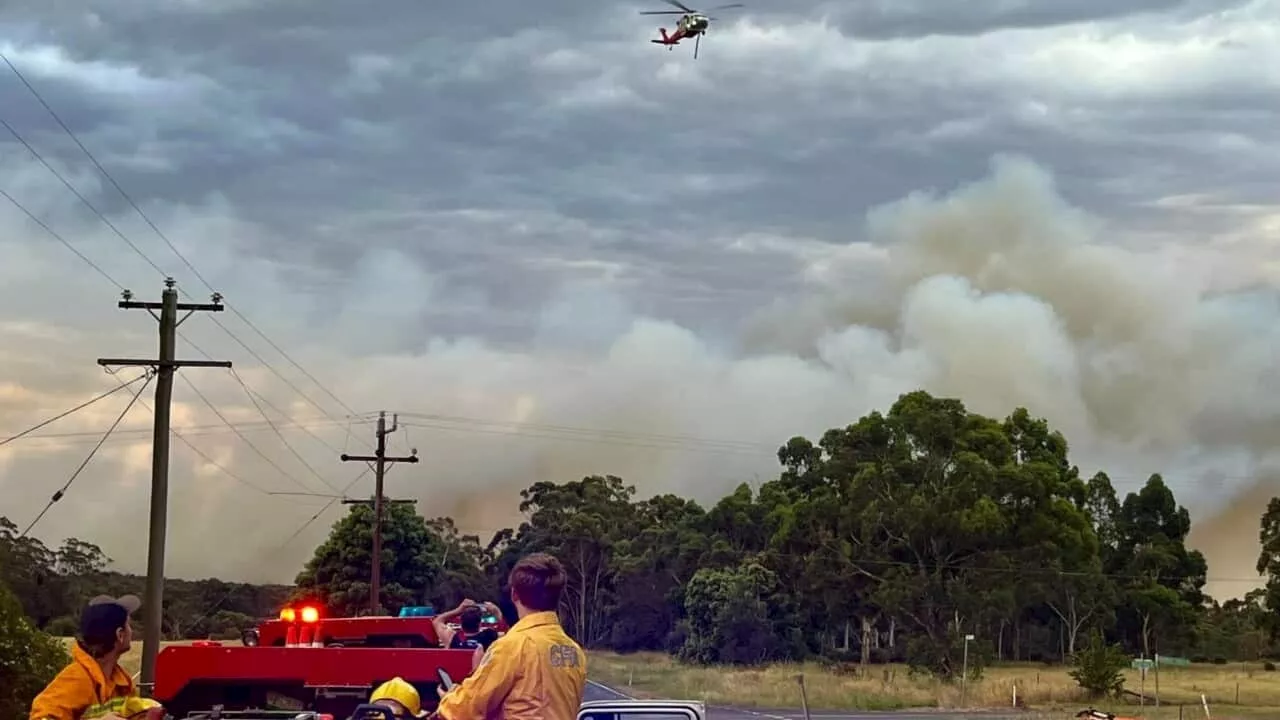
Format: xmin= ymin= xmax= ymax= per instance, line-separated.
xmin=29 ymin=642 xmax=137 ymax=720
xmin=435 ymin=611 xmax=586 ymax=720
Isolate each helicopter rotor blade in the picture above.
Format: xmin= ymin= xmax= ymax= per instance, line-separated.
xmin=705 ymin=3 xmax=744 ymax=9
xmin=659 ymin=0 xmax=697 ymax=12
xmin=639 ymin=10 xmax=686 ymax=14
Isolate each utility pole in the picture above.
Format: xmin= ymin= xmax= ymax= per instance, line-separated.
xmin=340 ymin=411 xmax=418 ymax=615
xmin=97 ymin=278 xmax=231 ymax=695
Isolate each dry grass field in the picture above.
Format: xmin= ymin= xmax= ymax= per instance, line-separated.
xmin=54 ymin=638 xmax=1280 ymax=716
xmin=57 ymin=637 xmax=198 ymax=678
xmin=587 ymin=651 xmax=1280 ymax=715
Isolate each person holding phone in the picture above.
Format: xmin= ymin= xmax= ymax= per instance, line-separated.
xmin=431 ymin=553 xmax=585 ymax=720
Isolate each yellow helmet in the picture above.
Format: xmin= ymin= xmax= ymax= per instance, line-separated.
xmin=120 ymin=697 xmax=162 ymax=718
xmin=370 ymin=677 xmax=427 ymax=718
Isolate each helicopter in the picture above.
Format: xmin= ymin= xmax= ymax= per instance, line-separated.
xmin=640 ymin=0 xmax=744 ymax=59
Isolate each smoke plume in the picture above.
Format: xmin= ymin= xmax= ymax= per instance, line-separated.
xmin=1 ymin=154 xmax=1275 ymax=598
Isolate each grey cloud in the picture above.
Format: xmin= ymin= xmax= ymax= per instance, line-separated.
xmin=2 ymin=0 xmax=1279 ymax=593
xmin=811 ymin=0 xmax=1246 ymax=39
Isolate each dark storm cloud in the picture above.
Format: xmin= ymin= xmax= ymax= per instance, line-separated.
xmin=3 ymin=0 xmax=1280 ymax=590
xmin=0 ymin=0 xmax=1276 ymax=341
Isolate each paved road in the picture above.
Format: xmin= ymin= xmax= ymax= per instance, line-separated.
xmin=584 ymin=680 xmax=1028 ymax=720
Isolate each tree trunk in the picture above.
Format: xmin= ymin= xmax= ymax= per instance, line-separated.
xmin=1141 ymin=612 xmax=1152 ymax=659
xmin=860 ymin=616 xmax=873 ymax=667
xmin=577 ymin=545 xmax=588 ymax=642
xmin=888 ymin=617 xmax=896 ymax=647
xmin=844 ymin=619 xmax=851 ymax=651
xmin=1065 ymin=615 xmax=1078 ymax=657
xmin=997 ymin=619 xmax=1005 ymax=661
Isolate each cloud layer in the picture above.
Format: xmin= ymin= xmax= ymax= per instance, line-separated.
xmin=2 ymin=0 xmax=1279 ymax=599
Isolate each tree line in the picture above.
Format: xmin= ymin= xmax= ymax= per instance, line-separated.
xmin=0 ymin=517 xmax=291 ymax=640
xmin=6 ymin=390 xmax=1280 ymax=683
xmin=291 ymin=391 xmax=1280 ymax=675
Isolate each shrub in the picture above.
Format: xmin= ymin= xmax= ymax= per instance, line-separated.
xmin=44 ymin=616 xmax=77 ymax=638
xmin=0 ymin=581 xmax=69 ymax=720
xmin=1069 ymin=630 xmax=1128 ymax=699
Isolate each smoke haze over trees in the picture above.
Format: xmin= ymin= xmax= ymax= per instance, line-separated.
xmin=4 ymin=157 xmax=1280 ymax=599
xmin=8 ymin=391 xmax=1280 ymax=678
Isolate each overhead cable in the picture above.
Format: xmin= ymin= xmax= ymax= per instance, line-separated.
xmin=20 ymin=371 xmax=155 ymax=537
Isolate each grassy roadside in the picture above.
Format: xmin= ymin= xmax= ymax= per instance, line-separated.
xmin=587 ymin=651 xmax=1280 ymax=716
xmin=58 ymin=637 xmax=195 ymax=677
xmin=58 ymin=638 xmax=1280 ymax=717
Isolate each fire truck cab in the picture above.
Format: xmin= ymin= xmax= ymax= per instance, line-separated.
xmin=154 ymin=603 xmax=507 ymax=719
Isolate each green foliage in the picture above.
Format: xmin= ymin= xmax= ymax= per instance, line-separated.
xmin=0 ymin=580 xmax=69 ymax=720
xmin=295 ymin=391 xmax=1260 ymax=674
xmin=679 ymin=561 xmax=792 ymax=665
xmin=5 ymin=389 xmax=1271 ymax=684
xmin=295 ymin=500 xmax=488 ymax=617
xmin=0 ymin=519 xmax=290 ymax=641
xmin=1069 ymin=630 xmax=1128 ymax=698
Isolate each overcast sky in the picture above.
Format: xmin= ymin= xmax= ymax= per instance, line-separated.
xmin=2 ymin=0 xmax=1279 ymax=598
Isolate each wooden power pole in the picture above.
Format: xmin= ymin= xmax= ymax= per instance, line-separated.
xmin=340 ymin=411 xmax=418 ymax=614
xmin=97 ymin=278 xmax=231 ymax=694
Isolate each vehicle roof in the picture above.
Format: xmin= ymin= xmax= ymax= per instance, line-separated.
xmin=579 ymin=700 xmax=706 ymax=711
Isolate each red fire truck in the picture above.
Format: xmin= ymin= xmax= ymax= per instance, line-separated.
xmin=152 ymin=603 xmax=506 ymax=719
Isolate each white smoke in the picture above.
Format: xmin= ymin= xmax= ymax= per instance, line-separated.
xmin=1 ymin=154 xmax=1274 ymax=599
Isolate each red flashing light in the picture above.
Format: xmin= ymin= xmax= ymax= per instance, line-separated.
xmin=300 ymin=605 xmax=320 ymax=623
xmin=280 ymin=607 xmax=297 ymax=622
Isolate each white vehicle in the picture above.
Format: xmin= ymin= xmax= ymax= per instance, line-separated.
xmin=577 ymin=699 xmax=706 ymax=720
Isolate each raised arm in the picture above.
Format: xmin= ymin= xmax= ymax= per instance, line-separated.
xmin=432 ymin=599 xmax=475 ymax=646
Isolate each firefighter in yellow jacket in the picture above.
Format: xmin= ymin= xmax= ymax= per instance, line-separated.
xmin=432 ymin=554 xmax=586 ymax=720
xmin=30 ymin=595 xmax=155 ymax=720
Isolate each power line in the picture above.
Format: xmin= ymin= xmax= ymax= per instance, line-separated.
xmin=227 ymin=367 xmax=344 ymax=495
xmin=398 ymin=418 xmax=768 ymax=456
xmin=0 ymin=372 xmax=151 ymax=447
xmin=178 ymin=336 xmax=375 ymax=467
xmin=226 ymin=375 xmax=350 ymax=456
xmin=176 ymin=373 xmax=323 ymax=496
xmin=0 ymin=97 xmax=366 ymax=515
xmin=395 ymin=411 xmax=772 ymax=450
xmin=19 ymin=371 xmax=154 ymax=538
xmin=0 ymin=53 xmax=366 ymax=451
xmin=1 ymin=110 xmax=370 ymax=477
xmin=185 ymin=465 xmax=375 ymax=630
xmin=0 ymin=185 xmax=124 ymax=290
xmin=278 ymin=465 xmax=379 ymax=550
xmin=3 ymin=417 xmax=353 ymax=443
xmin=0 ymin=116 xmax=167 ymax=276
xmin=162 ymin=417 xmax=274 ymax=495
xmin=339 ymin=411 xmax=419 ymax=613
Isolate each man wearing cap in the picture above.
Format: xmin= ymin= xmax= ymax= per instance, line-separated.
xmin=30 ymin=594 xmax=142 ymax=720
